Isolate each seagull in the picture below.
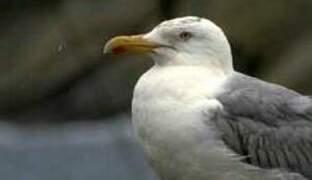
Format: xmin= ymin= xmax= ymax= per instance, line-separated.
xmin=104 ymin=16 xmax=312 ymax=180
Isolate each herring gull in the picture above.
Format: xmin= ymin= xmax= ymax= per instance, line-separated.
xmin=104 ymin=16 xmax=312 ymax=180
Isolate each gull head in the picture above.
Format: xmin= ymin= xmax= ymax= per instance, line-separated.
xmin=104 ymin=16 xmax=233 ymax=73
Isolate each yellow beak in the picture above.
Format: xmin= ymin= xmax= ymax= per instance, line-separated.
xmin=104 ymin=34 xmax=162 ymax=54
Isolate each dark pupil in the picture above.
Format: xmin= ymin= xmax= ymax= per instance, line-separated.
xmin=180 ymin=32 xmax=192 ymax=40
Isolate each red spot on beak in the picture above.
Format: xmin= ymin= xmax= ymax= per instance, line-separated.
xmin=112 ymin=46 xmax=126 ymax=54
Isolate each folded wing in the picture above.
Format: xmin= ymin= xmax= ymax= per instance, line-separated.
xmin=213 ymin=73 xmax=312 ymax=179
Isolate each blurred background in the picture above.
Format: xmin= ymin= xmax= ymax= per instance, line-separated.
xmin=0 ymin=0 xmax=311 ymax=179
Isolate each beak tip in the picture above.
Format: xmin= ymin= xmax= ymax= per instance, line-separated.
xmin=103 ymin=43 xmax=111 ymax=54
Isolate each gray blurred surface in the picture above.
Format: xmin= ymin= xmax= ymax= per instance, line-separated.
xmin=0 ymin=115 xmax=158 ymax=180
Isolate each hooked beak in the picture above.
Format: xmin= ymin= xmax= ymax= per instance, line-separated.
xmin=103 ymin=34 xmax=171 ymax=54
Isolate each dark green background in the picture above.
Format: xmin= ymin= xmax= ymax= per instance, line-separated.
xmin=0 ymin=0 xmax=311 ymax=120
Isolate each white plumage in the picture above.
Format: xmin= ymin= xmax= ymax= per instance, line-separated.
xmin=132 ymin=66 xmax=235 ymax=179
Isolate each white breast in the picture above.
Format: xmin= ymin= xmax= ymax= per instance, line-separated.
xmin=132 ymin=65 xmax=240 ymax=179
xmin=132 ymin=66 xmax=226 ymax=142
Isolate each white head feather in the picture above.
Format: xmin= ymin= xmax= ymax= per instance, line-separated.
xmin=143 ymin=16 xmax=234 ymax=74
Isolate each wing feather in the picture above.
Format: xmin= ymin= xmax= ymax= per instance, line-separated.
xmin=213 ymin=73 xmax=312 ymax=179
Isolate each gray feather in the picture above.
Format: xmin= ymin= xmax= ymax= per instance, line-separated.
xmin=213 ymin=72 xmax=312 ymax=180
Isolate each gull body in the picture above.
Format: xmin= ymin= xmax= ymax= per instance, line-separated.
xmin=104 ymin=16 xmax=312 ymax=180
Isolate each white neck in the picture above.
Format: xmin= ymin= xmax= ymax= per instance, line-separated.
xmin=133 ymin=65 xmax=232 ymax=109
xmin=149 ymin=46 xmax=234 ymax=75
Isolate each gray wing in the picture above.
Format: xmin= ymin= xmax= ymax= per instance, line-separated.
xmin=214 ymin=72 xmax=312 ymax=180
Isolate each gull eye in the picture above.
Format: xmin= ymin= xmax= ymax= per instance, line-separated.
xmin=179 ymin=31 xmax=192 ymax=41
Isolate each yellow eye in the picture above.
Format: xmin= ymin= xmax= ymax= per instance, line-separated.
xmin=179 ymin=32 xmax=192 ymax=41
